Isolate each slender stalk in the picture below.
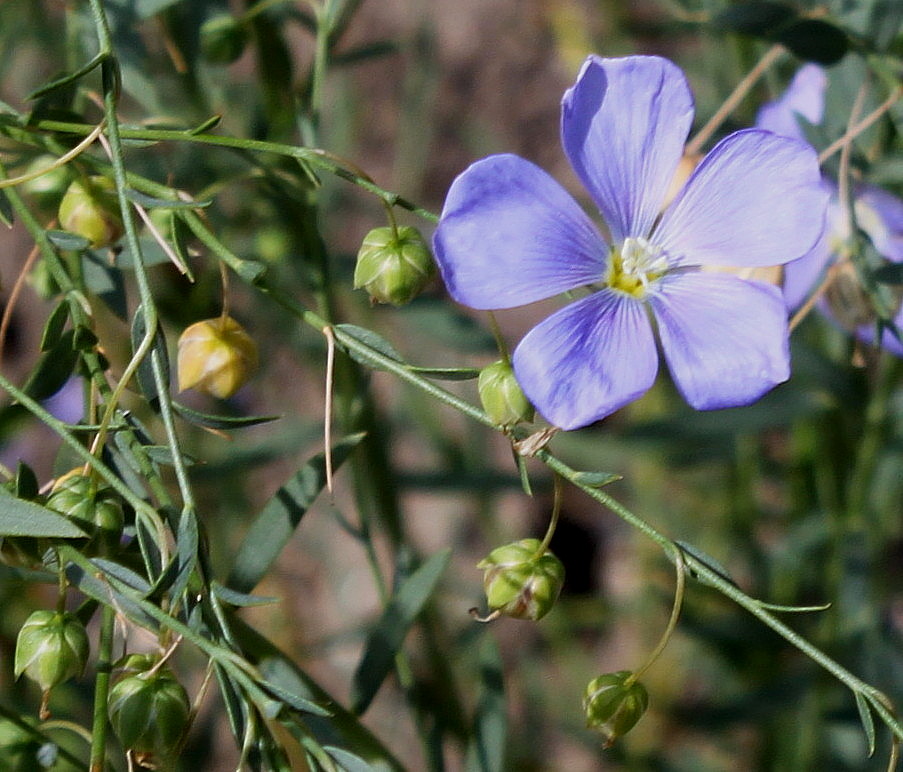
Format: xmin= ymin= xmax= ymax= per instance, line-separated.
xmin=88 ymin=605 xmax=115 ymax=772
xmin=686 ymin=43 xmax=785 ymax=156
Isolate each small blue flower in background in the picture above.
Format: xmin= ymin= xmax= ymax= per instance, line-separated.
xmin=756 ymin=64 xmax=903 ymax=355
xmin=433 ymin=55 xmax=828 ymax=430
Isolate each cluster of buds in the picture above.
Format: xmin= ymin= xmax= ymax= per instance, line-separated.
xmin=107 ymin=654 xmax=191 ymax=765
xmin=354 ymin=225 xmax=435 ymax=306
xmin=14 ymin=610 xmax=89 ymax=717
xmin=583 ymin=670 xmax=649 ymax=747
xmin=478 ymin=360 xmax=533 ymax=427
xmin=478 ymin=538 xmax=564 ymax=621
xmin=177 ymin=315 xmax=259 ymax=399
xmin=58 ymin=175 xmax=124 ymax=248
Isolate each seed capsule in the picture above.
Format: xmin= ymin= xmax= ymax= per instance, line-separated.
xmin=478 ymin=538 xmax=564 ymax=621
xmin=583 ymin=670 xmax=649 ymax=747
xmin=354 ymin=225 xmax=435 ymax=305
xmin=177 ymin=315 xmax=259 ymax=399
xmin=14 ymin=611 xmax=89 ymax=693
xmin=108 ymin=659 xmax=191 ymax=761
xmin=478 ymin=360 xmax=534 ymax=427
xmin=58 ymin=176 xmax=124 ymax=248
xmin=46 ymin=472 xmax=124 ymax=557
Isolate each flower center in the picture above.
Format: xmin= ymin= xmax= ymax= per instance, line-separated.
xmin=606 ymin=237 xmax=668 ymax=298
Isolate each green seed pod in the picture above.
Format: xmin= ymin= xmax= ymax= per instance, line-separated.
xmin=46 ymin=472 xmax=124 ymax=557
xmin=354 ymin=225 xmax=435 ymax=306
xmin=57 ymin=176 xmax=124 ymax=249
xmin=478 ymin=538 xmax=564 ymax=621
xmin=478 ymin=360 xmax=534 ymax=427
xmin=21 ymin=154 xmax=72 ymax=205
xmin=177 ymin=315 xmax=259 ymax=399
xmin=583 ymin=671 xmax=649 ymax=747
xmin=14 ymin=611 xmax=89 ymax=693
xmin=200 ymin=14 xmax=249 ymax=64
xmin=108 ymin=664 xmax=190 ymax=761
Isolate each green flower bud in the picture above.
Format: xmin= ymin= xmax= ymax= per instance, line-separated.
xmin=46 ymin=472 xmax=124 ymax=557
xmin=354 ymin=225 xmax=435 ymax=306
xmin=14 ymin=611 xmax=89 ymax=692
xmin=478 ymin=538 xmax=564 ymax=621
xmin=57 ymin=176 xmax=124 ymax=249
xmin=108 ymin=663 xmax=190 ymax=761
xmin=478 ymin=360 xmax=534 ymax=427
xmin=200 ymin=14 xmax=249 ymax=64
xmin=583 ymin=671 xmax=649 ymax=747
xmin=177 ymin=315 xmax=259 ymax=399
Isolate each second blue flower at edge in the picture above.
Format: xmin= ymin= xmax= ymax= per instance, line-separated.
xmin=432 ymin=55 xmax=829 ymax=431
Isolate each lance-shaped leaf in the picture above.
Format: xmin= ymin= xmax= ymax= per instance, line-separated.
xmin=226 ymin=434 xmax=365 ymax=593
xmin=0 ymin=486 xmax=86 ymax=538
xmin=350 ymin=549 xmax=451 ymax=714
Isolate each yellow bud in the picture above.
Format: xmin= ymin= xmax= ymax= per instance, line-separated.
xmin=177 ymin=316 xmax=258 ymax=399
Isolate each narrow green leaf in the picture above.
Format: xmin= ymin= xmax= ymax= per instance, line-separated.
xmin=713 ymin=1 xmax=796 ymax=35
xmin=755 ymin=600 xmax=831 ymax=613
xmin=91 ymin=558 xmax=152 ymax=594
xmin=515 ymin=452 xmax=533 ymax=497
xmin=27 ymin=53 xmax=107 ymax=100
xmin=324 ymin=747 xmax=375 ymax=772
xmin=335 ymin=324 xmax=405 ymax=368
xmin=772 ymin=19 xmax=848 ymax=65
xmin=189 ymin=114 xmax=223 ymax=134
xmin=226 ymin=434 xmax=365 ymax=593
xmin=350 ymin=549 xmax=452 ymax=714
xmin=142 ymin=445 xmax=197 ymax=466
xmin=405 ymin=365 xmax=481 ymax=381
xmin=873 ymin=262 xmax=903 ymax=285
xmin=21 ymin=329 xmax=78 ymax=401
xmin=40 ymin=302 xmax=70 ymax=352
xmin=46 ymin=229 xmax=91 ymax=251
xmin=212 ymin=581 xmax=278 ymax=608
xmin=259 ymin=679 xmax=332 ymax=717
xmin=83 ymin=251 xmax=127 ymax=318
xmin=331 ymin=41 xmax=399 ymax=66
xmin=571 ymin=471 xmax=623 ymax=488
xmin=14 ymin=462 xmax=39 ymax=501
xmin=0 ymin=487 xmax=86 ymax=537
xmin=854 ymin=691 xmax=877 ymax=757
xmin=677 ymin=540 xmax=738 ymax=588
xmin=465 ymin=637 xmax=506 ymax=772
xmin=172 ymin=401 xmax=281 ymax=430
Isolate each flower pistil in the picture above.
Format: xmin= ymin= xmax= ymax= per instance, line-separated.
xmin=606 ymin=237 xmax=668 ymax=298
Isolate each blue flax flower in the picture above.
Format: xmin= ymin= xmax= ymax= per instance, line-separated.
xmin=756 ymin=64 xmax=903 ymax=355
xmin=433 ymin=55 xmax=828 ymax=430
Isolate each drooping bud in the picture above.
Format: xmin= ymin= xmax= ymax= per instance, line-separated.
xmin=108 ymin=659 xmax=191 ymax=762
xmin=177 ymin=315 xmax=258 ymax=399
xmin=46 ymin=471 xmax=124 ymax=557
xmin=200 ymin=14 xmax=249 ymax=64
xmin=354 ymin=225 xmax=435 ymax=305
xmin=583 ymin=671 xmax=649 ymax=747
xmin=478 ymin=360 xmax=534 ymax=427
xmin=15 ymin=611 xmax=89 ymax=693
xmin=478 ymin=538 xmax=564 ymax=621
xmin=57 ymin=176 xmax=124 ymax=249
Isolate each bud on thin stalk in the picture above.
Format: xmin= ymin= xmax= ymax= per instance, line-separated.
xmin=478 ymin=359 xmax=534 ymax=427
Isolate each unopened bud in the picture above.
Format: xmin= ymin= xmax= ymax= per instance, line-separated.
xmin=583 ymin=671 xmax=649 ymax=747
xmin=108 ymin=661 xmax=191 ymax=761
xmin=22 ymin=154 xmax=71 ymax=204
xmin=177 ymin=315 xmax=258 ymax=399
xmin=15 ymin=611 xmax=89 ymax=692
xmin=354 ymin=225 xmax=435 ymax=305
xmin=478 ymin=538 xmax=564 ymax=621
xmin=58 ymin=176 xmax=124 ymax=248
xmin=478 ymin=360 xmax=533 ymax=427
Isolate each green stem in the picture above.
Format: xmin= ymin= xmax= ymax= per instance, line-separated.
xmin=628 ymin=547 xmax=686 ymax=684
xmin=88 ymin=604 xmax=115 ymax=772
